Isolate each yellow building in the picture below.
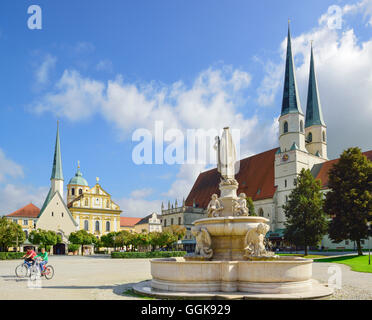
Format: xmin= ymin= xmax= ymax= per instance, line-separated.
xmin=67 ymin=163 xmax=122 ymax=238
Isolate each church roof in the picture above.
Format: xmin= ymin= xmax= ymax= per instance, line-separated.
xmin=305 ymin=45 xmax=325 ymax=128
xmin=281 ymin=23 xmax=303 ymax=116
xmin=68 ymin=163 xmax=88 ymax=186
xmin=50 ymin=121 xmax=63 ymax=181
xmin=120 ymin=217 xmax=142 ymax=227
xmin=185 ymin=148 xmax=278 ymax=209
xmin=135 ymin=213 xmax=160 ymax=225
xmin=39 ymin=187 xmax=53 ymax=216
xmin=6 ymin=203 xmax=40 ymax=218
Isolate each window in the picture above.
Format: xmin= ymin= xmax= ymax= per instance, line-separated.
xmin=51 ymin=212 xmax=54 ymax=217
xmin=71 ymin=188 xmax=75 ymax=196
xmin=106 ymin=221 xmax=110 ymax=232
xmin=307 ymin=132 xmax=312 ymax=143
xmin=178 ymin=217 xmax=182 ymax=225
xmin=106 ymin=201 xmax=110 ymax=208
xmin=322 ymin=131 xmax=326 ymax=142
xmin=258 ymin=209 xmax=264 ymax=217
xmin=171 ymin=218 xmax=174 ymax=225
xmin=79 ymin=189 xmax=83 ymax=195
xmin=61 ymin=212 xmax=64 ymax=218
xmin=23 ymin=220 xmax=28 ymax=226
xmin=284 ymin=180 xmax=287 ymax=188
xmin=283 ymin=121 xmax=288 ymax=133
xmin=164 ymin=219 xmax=167 ymax=227
xmin=13 ymin=219 xmax=17 ymax=223
xmin=84 ymin=220 xmax=89 ymax=231
xmin=361 ymin=240 xmax=365 ymax=245
xmin=24 ymin=230 xmax=28 ymax=239
xmin=95 ymin=221 xmax=100 ymax=232
xmin=285 ymin=195 xmax=288 ymax=203
xmin=85 ymin=199 xmax=88 ymax=206
xmin=345 ymin=240 xmax=349 ymax=245
xmin=300 ymin=120 xmax=304 ymax=132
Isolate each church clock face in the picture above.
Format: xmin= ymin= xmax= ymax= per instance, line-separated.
xmin=282 ymin=154 xmax=289 ymax=162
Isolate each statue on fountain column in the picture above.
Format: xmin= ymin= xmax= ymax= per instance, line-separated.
xmin=233 ymin=193 xmax=249 ymax=216
xmin=207 ymin=194 xmax=224 ymax=217
xmin=214 ymin=127 xmax=237 ymax=181
xmin=192 ymin=226 xmax=213 ymax=259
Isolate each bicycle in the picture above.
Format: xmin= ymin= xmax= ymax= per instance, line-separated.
xmin=30 ymin=258 xmax=55 ymax=280
xmin=15 ymin=259 xmax=34 ymax=278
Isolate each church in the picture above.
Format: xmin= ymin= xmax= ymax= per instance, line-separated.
xmin=185 ymin=25 xmax=372 ymax=250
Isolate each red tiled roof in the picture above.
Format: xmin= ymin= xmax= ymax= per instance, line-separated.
xmin=185 ymin=148 xmax=278 ymax=209
xmin=6 ymin=203 xmax=40 ymax=218
xmin=314 ymin=150 xmax=372 ymax=189
xmin=120 ymin=217 xmax=142 ymax=227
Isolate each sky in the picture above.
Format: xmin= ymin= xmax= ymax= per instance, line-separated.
xmin=0 ymin=0 xmax=371 ymax=217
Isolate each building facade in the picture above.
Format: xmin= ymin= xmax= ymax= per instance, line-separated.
xmin=134 ymin=213 xmax=162 ymax=233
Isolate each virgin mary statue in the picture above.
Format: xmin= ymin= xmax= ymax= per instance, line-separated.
xmin=214 ymin=127 xmax=237 ymax=180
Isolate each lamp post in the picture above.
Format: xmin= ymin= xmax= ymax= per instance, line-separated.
xmin=368 ymin=222 xmax=371 ymax=265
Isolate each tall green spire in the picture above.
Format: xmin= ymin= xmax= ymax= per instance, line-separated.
xmin=50 ymin=121 xmax=64 ymax=180
xmin=281 ymin=21 xmax=303 ymax=116
xmin=305 ymin=44 xmax=325 ymax=128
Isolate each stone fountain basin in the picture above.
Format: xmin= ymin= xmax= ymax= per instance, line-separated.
xmin=150 ymin=257 xmax=313 ymax=293
xmin=193 ymin=216 xmax=269 ymax=236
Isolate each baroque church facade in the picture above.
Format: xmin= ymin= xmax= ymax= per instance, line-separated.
xmin=185 ymin=25 xmax=372 ymax=249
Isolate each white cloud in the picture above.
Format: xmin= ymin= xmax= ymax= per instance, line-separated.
xmin=115 ymin=197 xmax=162 ymax=218
xmin=0 ymin=184 xmax=48 ymax=215
xmin=130 ymin=188 xmax=154 ymax=198
xmin=35 ymin=54 xmax=57 ymax=85
xmin=0 ymin=149 xmax=24 ymax=183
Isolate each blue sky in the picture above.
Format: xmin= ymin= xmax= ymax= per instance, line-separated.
xmin=0 ymin=0 xmax=371 ymax=216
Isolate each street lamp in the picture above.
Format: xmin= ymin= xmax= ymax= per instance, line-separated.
xmin=368 ymin=222 xmax=371 ymax=265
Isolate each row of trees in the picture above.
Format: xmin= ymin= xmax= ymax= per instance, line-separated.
xmin=0 ymin=218 xmax=25 ymax=251
xmin=284 ymin=147 xmax=372 ymax=256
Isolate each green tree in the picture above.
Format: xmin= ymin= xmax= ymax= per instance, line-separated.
xmin=167 ymin=225 xmax=186 ymax=240
xmin=29 ymin=229 xmax=61 ymax=250
xmin=324 ymin=147 xmax=372 ymax=256
xmin=100 ymin=232 xmax=117 ymax=249
xmin=283 ymin=168 xmax=328 ymax=255
xmin=115 ymin=231 xmax=132 ymax=250
xmin=68 ymin=230 xmax=97 ymax=255
xmin=246 ymin=197 xmax=256 ymax=216
xmin=0 ymin=217 xmax=26 ymax=251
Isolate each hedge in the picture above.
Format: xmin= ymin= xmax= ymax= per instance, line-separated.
xmin=0 ymin=252 xmax=25 ymax=260
xmin=111 ymin=251 xmax=187 ymax=259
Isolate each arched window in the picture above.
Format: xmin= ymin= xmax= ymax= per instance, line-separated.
xmin=84 ymin=220 xmax=89 ymax=231
xmin=300 ymin=120 xmax=304 ymax=132
xmin=95 ymin=221 xmax=100 ymax=232
xmin=308 ymin=132 xmax=312 ymax=143
xmin=85 ymin=199 xmax=88 ymax=206
xmin=79 ymin=189 xmax=83 ymax=195
xmin=106 ymin=221 xmax=110 ymax=232
xmin=106 ymin=201 xmax=110 ymax=208
xmin=283 ymin=121 xmax=288 ymax=133
xmin=258 ymin=208 xmax=264 ymax=217
xmin=71 ymin=188 xmax=75 ymax=196
xmin=322 ymin=131 xmax=326 ymax=142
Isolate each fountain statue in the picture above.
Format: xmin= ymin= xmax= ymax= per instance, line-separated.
xmin=134 ymin=127 xmax=333 ymax=299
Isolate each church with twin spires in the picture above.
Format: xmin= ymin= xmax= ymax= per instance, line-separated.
xmin=185 ymin=24 xmax=372 ymax=249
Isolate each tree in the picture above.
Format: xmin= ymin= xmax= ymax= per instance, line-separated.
xmin=167 ymin=225 xmax=186 ymax=240
xmin=324 ymin=147 xmax=372 ymax=256
xmin=100 ymin=232 xmax=117 ymax=249
xmin=0 ymin=217 xmax=26 ymax=251
xmin=68 ymin=230 xmax=97 ymax=255
xmin=283 ymin=168 xmax=328 ymax=255
xmin=29 ymin=229 xmax=61 ymax=251
xmin=246 ymin=197 xmax=256 ymax=216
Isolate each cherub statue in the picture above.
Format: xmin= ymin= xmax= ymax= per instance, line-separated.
xmin=244 ymin=223 xmax=272 ymax=257
xmin=191 ymin=226 xmax=213 ymax=259
xmin=207 ymin=194 xmax=223 ymax=217
xmin=233 ymin=193 xmax=249 ymax=216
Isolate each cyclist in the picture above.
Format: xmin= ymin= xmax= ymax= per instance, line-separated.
xmin=34 ymin=248 xmax=48 ymax=274
xmin=22 ymin=248 xmax=36 ymax=265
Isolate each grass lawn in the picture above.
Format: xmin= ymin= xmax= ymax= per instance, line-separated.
xmin=277 ymin=253 xmax=327 ymax=259
xmin=314 ymin=255 xmax=372 ymax=273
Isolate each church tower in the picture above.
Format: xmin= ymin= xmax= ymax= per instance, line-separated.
xmin=305 ymin=44 xmax=327 ymax=159
xmin=278 ymin=22 xmax=306 ymax=153
xmin=50 ymin=121 xmax=64 ymax=199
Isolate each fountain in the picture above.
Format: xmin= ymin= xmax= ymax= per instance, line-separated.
xmin=134 ymin=128 xmax=333 ymax=299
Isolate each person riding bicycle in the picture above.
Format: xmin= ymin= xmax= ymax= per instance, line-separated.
xmin=34 ymin=248 xmax=48 ymax=274
xmin=22 ymin=248 xmax=36 ymax=265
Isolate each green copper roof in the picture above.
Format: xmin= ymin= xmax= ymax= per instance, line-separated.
xmin=50 ymin=121 xmax=64 ymax=181
xmin=281 ymin=23 xmax=303 ymax=116
xmin=38 ymin=187 xmax=53 ymax=217
xmin=305 ymin=45 xmax=325 ymax=128
xmin=290 ymin=142 xmax=299 ymax=150
xmin=315 ymin=151 xmax=321 ymax=157
xmin=68 ymin=162 xmax=89 ymax=186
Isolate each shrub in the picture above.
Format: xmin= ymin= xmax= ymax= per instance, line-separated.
xmin=68 ymin=244 xmax=80 ymax=252
xmin=0 ymin=252 xmax=24 ymax=260
xmin=111 ymin=251 xmax=186 ymax=259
